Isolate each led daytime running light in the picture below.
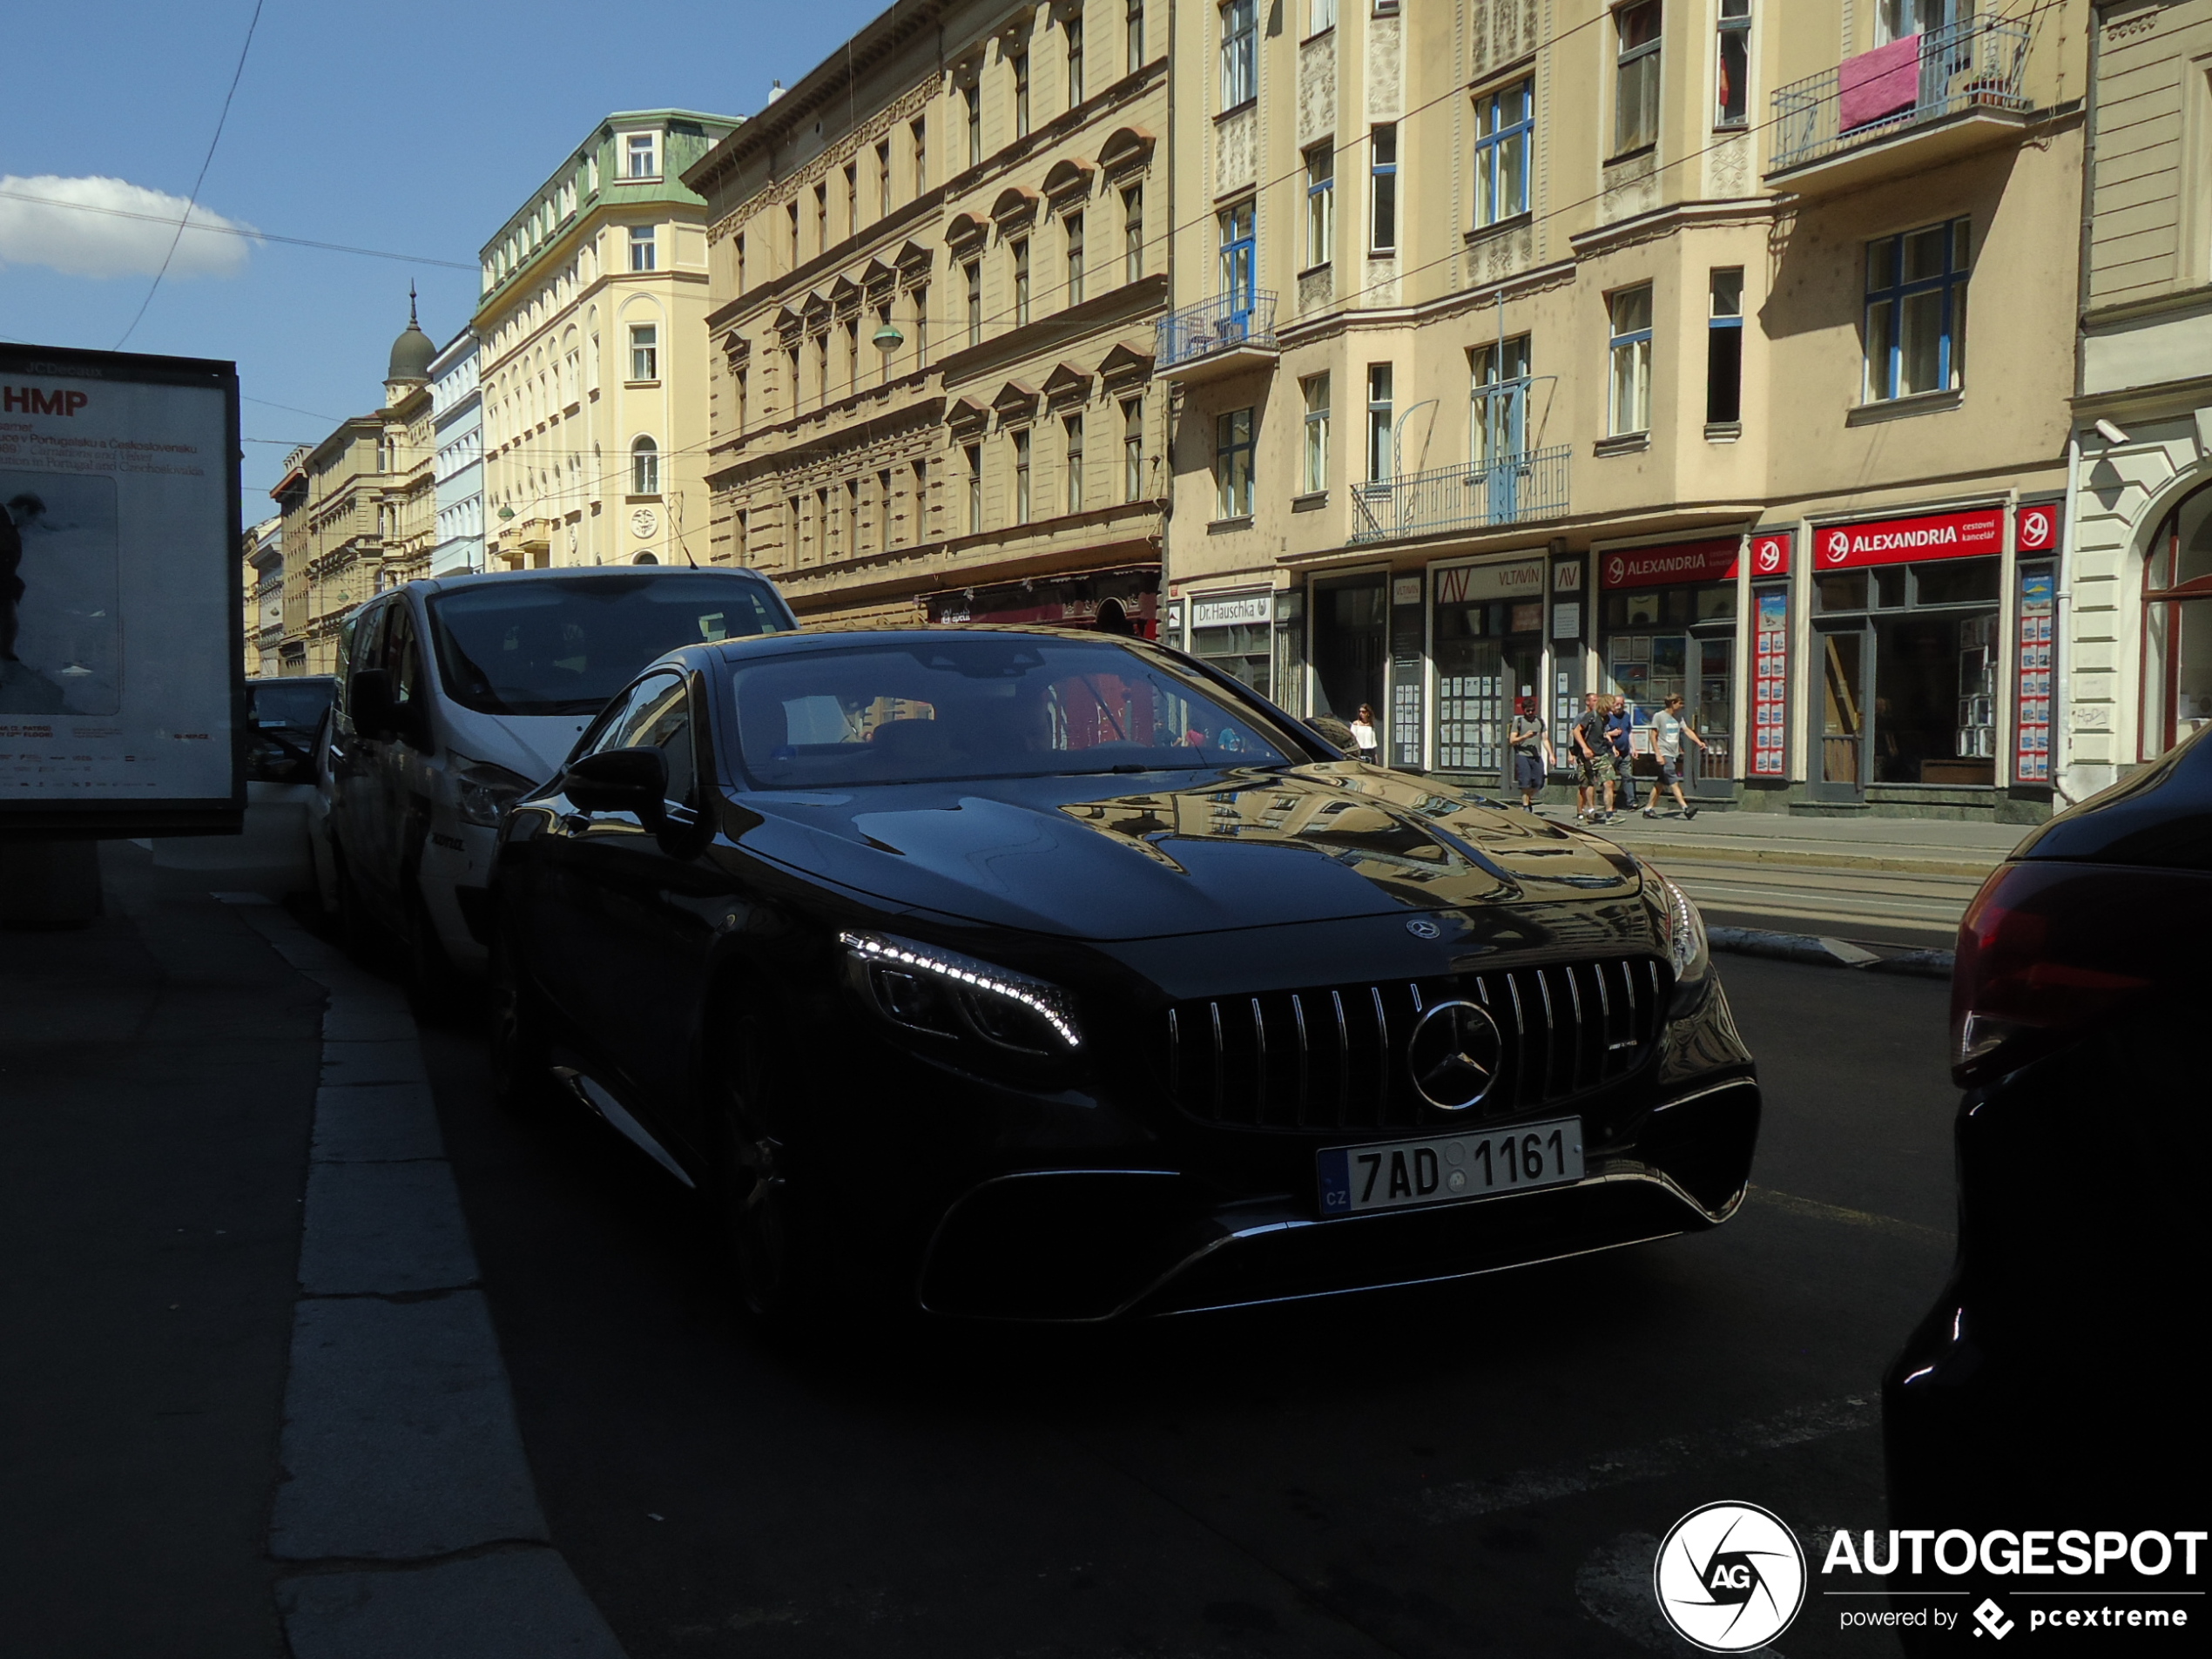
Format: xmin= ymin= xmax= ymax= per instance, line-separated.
xmin=840 ymin=931 xmax=1082 ymax=1050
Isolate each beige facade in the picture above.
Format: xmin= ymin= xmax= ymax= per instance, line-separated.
xmin=2064 ymin=0 xmax=2212 ymax=795
xmin=1161 ymin=0 xmax=2087 ymax=820
xmin=244 ymin=515 xmax=281 ymax=678
xmin=473 ymin=111 xmax=738 ymax=573
xmin=685 ymin=0 xmax=1170 ymax=631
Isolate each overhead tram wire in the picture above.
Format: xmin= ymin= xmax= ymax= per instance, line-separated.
xmin=0 ymin=187 xmax=480 ymax=273
xmin=113 ymin=0 xmax=267 ymax=349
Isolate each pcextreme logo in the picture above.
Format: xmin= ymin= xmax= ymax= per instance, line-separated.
xmin=1654 ymin=1501 xmax=1807 ymax=1652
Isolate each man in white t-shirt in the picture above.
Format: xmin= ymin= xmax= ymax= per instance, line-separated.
xmin=1642 ymin=693 xmax=1709 ymax=820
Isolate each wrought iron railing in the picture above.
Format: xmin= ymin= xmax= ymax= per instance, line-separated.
xmin=1156 ymin=290 xmax=1278 ymax=371
xmin=1347 ymin=445 xmax=1570 ymax=545
xmin=1770 ymin=17 xmax=2031 ymax=174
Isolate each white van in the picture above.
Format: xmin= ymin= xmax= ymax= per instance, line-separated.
xmin=320 ymin=565 xmax=794 ymax=986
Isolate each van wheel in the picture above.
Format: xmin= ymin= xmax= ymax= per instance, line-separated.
xmin=488 ymin=934 xmax=556 ymax=1119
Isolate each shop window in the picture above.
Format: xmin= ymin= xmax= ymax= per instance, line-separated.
xmin=2141 ymin=479 xmax=2212 ymax=756
xmin=1608 ymin=285 xmax=1653 ymax=436
xmin=1216 ymin=408 xmax=1256 ymax=519
xmin=1369 ymin=124 xmax=1399 ymax=253
xmin=1305 ymin=142 xmax=1336 ymax=267
xmin=1301 ymin=373 xmax=1332 ymax=495
xmin=1615 ymin=0 xmax=1662 ymax=156
xmin=1707 ymin=269 xmax=1743 ymax=427
xmin=1221 ymin=0 xmax=1256 ymax=107
xmin=1435 ymin=571 xmax=1546 ymax=777
xmin=1716 ymin=0 xmax=1750 ymax=128
xmin=1192 ymin=613 xmax=1271 ymax=697
xmin=1866 ymin=219 xmax=1970 ymax=402
xmin=1817 ymin=557 xmax=2003 ymax=787
xmin=1474 ymin=81 xmax=1533 ymax=227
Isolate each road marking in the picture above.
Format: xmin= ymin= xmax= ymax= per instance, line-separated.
xmin=1418 ymin=1394 xmax=1877 ymax=1523
xmin=1744 ymin=1184 xmax=1953 ymax=1247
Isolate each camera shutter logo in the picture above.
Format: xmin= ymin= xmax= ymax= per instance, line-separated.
xmin=1652 ymin=1501 xmax=1805 ymax=1652
xmin=1405 ymin=1000 xmax=1503 ymax=1112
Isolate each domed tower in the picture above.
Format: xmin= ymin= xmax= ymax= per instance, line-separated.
xmin=384 ymin=285 xmax=435 ymax=405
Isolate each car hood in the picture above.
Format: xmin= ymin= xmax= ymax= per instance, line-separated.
xmin=722 ymin=762 xmax=1640 ymax=941
xmin=440 ymin=705 xmax=598 ymax=787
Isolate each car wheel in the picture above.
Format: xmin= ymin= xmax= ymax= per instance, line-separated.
xmin=488 ymin=934 xmax=556 ymax=1119
xmin=711 ymin=1010 xmax=836 ymax=1330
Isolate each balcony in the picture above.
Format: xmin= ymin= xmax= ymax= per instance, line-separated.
xmin=1154 ymin=291 xmax=1278 ymax=384
xmin=1347 ymin=447 xmax=1571 ymax=546
xmin=1768 ymin=19 xmax=2032 ymax=194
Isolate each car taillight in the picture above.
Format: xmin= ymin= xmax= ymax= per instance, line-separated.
xmin=1951 ymin=861 xmax=2157 ymax=1087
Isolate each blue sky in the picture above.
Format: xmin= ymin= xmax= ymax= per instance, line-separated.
xmin=0 ymin=0 xmax=878 ymax=505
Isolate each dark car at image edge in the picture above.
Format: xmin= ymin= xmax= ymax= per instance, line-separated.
xmin=489 ymin=625 xmax=1763 ymax=1324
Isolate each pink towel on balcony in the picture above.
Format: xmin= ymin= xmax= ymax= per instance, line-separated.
xmin=1838 ymin=34 xmax=1921 ymax=132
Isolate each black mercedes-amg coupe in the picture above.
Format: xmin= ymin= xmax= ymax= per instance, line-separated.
xmin=489 ymin=626 xmax=1760 ymax=1323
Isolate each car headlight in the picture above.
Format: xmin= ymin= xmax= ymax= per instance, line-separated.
xmin=452 ymin=756 xmax=536 ymax=828
xmin=840 ymin=930 xmax=1083 ymax=1055
xmin=1645 ymin=863 xmax=1710 ymax=987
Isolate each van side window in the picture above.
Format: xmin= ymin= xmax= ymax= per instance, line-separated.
xmin=389 ymin=607 xmax=426 ymax=709
xmin=345 ymin=602 xmax=392 ymax=720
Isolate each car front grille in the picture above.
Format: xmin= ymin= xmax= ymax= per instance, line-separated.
xmin=1160 ymin=957 xmax=1669 ymax=1132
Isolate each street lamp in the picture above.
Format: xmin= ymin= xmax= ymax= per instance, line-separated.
xmin=872 ymin=320 xmax=905 ymax=351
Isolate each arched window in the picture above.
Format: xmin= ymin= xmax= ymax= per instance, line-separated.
xmin=2142 ymin=477 xmax=2212 ymax=757
xmin=632 ymin=551 xmax=659 ymax=565
xmin=631 ymin=435 xmax=659 ymax=496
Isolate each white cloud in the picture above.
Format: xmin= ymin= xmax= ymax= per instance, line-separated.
xmin=0 ymin=173 xmax=256 ymax=280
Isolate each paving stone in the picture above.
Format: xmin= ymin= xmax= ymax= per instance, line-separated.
xmin=299 ymin=1160 xmax=479 ymax=1294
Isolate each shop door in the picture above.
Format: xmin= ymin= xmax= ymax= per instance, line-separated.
xmin=1311 ymin=576 xmax=1387 ymax=726
xmin=1814 ymin=624 xmax=1869 ymax=798
xmin=1693 ymin=637 xmax=1734 ymax=791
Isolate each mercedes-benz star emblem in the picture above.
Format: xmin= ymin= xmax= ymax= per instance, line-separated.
xmin=1406 ymin=918 xmax=1441 ymax=940
xmin=1406 ymin=1000 xmax=1503 ymax=1112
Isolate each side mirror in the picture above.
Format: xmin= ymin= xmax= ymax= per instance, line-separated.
xmin=351 ymin=669 xmax=397 ymax=739
xmin=562 ymin=745 xmax=668 ymax=825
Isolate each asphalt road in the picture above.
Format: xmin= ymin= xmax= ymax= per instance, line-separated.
xmin=422 ymin=954 xmax=1960 ymax=1659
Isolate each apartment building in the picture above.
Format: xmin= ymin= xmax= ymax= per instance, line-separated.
xmin=2063 ymin=0 xmax=2212 ymax=796
xmin=1161 ymin=0 xmax=2086 ymax=821
xmin=244 ymin=515 xmax=282 ymax=678
xmin=685 ymin=0 xmax=1171 ymax=631
xmin=428 ymin=330 xmax=484 ymax=577
xmin=268 ymin=305 xmax=439 ymax=674
xmin=473 ymin=111 xmax=740 ymax=572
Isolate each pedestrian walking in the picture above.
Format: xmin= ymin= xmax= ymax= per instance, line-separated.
xmin=1348 ymin=703 xmax=1379 ymax=765
xmin=1509 ymin=697 xmax=1554 ymax=812
xmin=1606 ymin=694 xmax=1640 ymax=812
xmin=1570 ymin=692 xmax=1617 ymax=822
xmin=1642 ymin=693 xmax=1710 ymax=820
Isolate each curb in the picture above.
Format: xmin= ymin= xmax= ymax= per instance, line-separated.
xmin=1708 ymin=925 xmax=1954 ymax=981
xmin=1598 ymin=839 xmax=2003 ymax=880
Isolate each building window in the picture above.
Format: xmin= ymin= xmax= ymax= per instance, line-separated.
xmin=1012 ymin=237 xmax=1031 ymax=326
xmin=1608 ymin=284 xmax=1654 ymax=435
xmin=1012 ymin=427 xmax=1032 ymax=523
xmin=1216 ymin=408 xmax=1256 ymax=518
xmin=627 ymin=133 xmax=656 ymax=178
xmin=1615 ymin=0 xmax=1662 ymax=156
xmin=875 ymin=469 xmax=894 ymax=549
xmin=1218 ymin=199 xmax=1255 ymax=317
xmin=1471 ymin=334 xmax=1530 ymax=462
xmin=1707 ymin=268 xmax=1743 ymax=425
xmin=1305 ymin=142 xmax=1335 ymax=266
xmin=1066 ymin=10 xmax=1085 ymax=105
xmin=786 ymin=347 xmax=801 ymax=414
xmin=1123 ymin=185 xmax=1143 ymax=282
xmin=630 ymin=323 xmax=658 ymax=381
xmin=965 ymin=442 xmax=984 ymax=533
xmin=912 ymin=118 xmax=927 ymax=191
xmin=1301 ymin=372 xmax=1331 ymax=494
xmin=965 ymin=259 xmax=983 ymax=345
xmin=1064 ymin=413 xmax=1085 ymax=513
xmin=1065 ymin=212 xmax=1085 ymax=306
xmin=1128 ymin=0 xmax=1145 ymax=67
xmin=631 ymin=436 xmax=659 ymax=495
xmin=1865 ymin=218 xmax=1969 ymax=402
xmin=1474 ymin=80 xmax=1533 ymax=226
xmin=964 ymin=80 xmax=982 ymax=168
xmin=786 ymin=495 xmax=802 ymax=563
xmin=877 ymin=141 xmax=893 ymax=217
xmin=733 ymin=368 xmax=747 ymax=430
xmin=845 ymin=318 xmax=860 ymax=395
xmin=912 ymin=459 xmax=930 ymax=536
xmin=1716 ymin=0 xmax=1750 ymax=128
xmin=1122 ymin=395 xmax=1143 ymax=500
xmin=814 ymin=184 xmax=828 ymax=253
xmin=912 ymin=283 xmax=929 ymax=364
xmin=876 ymin=305 xmax=894 ymax=383
xmin=787 ymin=201 xmax=800 ymax=263
xmin=846 ymin=478 xmax=861 ymax=554
xmin=1366 ymin=363 xmax=1393 ymax=480
xmin=1221 ymin=0 xmax=1257 ymax=107
xmin=2141 ymin=480 xmax=2212 ymax=756
xmin=1310 ymin=0 xmax=1337 ymax=32
xmin=815 ymin=334 xmax=830 ymax=407
xmin=1372 ymin=0 xmax=1399 ymax=13
xmin=844 ymin=164 xmax=858 ymax=237
xmin=629 ymin=226 xmax=656 ymax=272
xmin=1369 ymin=124 xmax=1398 ymax=253
xmin=735 ymin=233 xmax=746 ymax=292
xmin=1012 ymin=48 xmax=1031 ymax=138
xmin=822 ymin=486 xmax=837 ymax=557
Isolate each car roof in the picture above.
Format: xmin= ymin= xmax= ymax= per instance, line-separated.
xmin=389 ymin=564 xmax=785 ymax=602
xmin=697 ymin=621 xmax=1152 ymax=665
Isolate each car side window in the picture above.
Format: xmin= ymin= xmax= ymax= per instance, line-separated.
xmin=600 ymin=672 xmax=696 ymax=807
xmin=577 ymin=675 xmax=668 ymax=761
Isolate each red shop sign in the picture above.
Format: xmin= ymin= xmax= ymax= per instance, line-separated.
xmin=1814 ymin=507 xmax=2003 ymax=570
xmin=1600 ymin=537 xmax=1741 ymax=590
xmin=1749 ymin=530 xmax=1791 ymax=577
xmin=2016 ymin=502 xmax=2059 ymax=553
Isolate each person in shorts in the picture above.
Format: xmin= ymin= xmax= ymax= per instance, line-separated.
xmin=1606 ymin=693 xmax=1640 ymax=812
xmin=1509 ymin=697 xmax=1554 ymax=812
xmin=1571 ymin=692 xmax=1617 ymax=822
xmin=1642 ymin=692 xmax=1710 ymax=819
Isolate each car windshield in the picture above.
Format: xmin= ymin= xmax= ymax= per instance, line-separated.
xmin=728 ymin=636 xmax=1298 ymax=788
xmin=427 ymin=574 xmax=786 ymax=716
xmin=247 ymin=679 xmax=334 ymax=730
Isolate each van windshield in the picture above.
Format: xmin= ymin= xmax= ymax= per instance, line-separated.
xmin=426 ymin=574 xmax=786 ymax=717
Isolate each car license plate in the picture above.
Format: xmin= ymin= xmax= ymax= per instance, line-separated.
xmin=1318 ymin=1117 xmax=1584 ymax=1218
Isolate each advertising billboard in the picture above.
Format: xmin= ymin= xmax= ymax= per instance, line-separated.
xmin=0 ymin=344 xmax=242 ymax=835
